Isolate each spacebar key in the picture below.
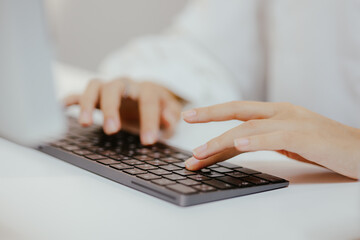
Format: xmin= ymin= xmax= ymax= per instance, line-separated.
xmin=166 ymin=184 xmax=197 ymax=194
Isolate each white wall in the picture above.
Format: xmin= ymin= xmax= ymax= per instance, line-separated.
xmin=46 ymin=0 xmax=188 ymax=71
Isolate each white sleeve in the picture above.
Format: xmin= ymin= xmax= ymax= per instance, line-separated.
xmin=99 ymin=0 xmax=263 ymax=106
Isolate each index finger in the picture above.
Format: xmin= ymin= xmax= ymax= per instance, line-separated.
xmin=182 ymin=101 xmax=276 ymax=123
xmin=185 ymin=148 xmax=239 ymax=171
xmin=139 ymin=90 xmax=161 ymax=145
xmin=100 ymin=80 xmax=124 ymax=135
xmin=79 ymin=79 xmax=102 ymax=126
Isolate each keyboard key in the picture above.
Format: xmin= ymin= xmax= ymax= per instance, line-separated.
xmin=147 ymin=160 xmax=167 ymax=166
xmin=72 ymin=149 xmax=92 ymax=155
xmin=254 ymin=173 xmax=286 ymax=183
xmin=160 ymin=164 xmax=181 ymax=171
xmin=149 ymin=169 xmax=171 ymax=175
xmin=208 ymin=164 xmax=220 ymax=169
xmin=217 ymin=162 xmax=239 ymax=168
xmin=201 ymin=171 xmax=225 ymax=178
xmin=62 ymin=145 xmax=81 ymax=151
xmin=200 ymin=168 xmax=211 ymax=173
xmin=172 ymin=152 xmax=191 ymax=160
xmin=122 ymin=150 xmax=137 ymax=156
xmin=160 ymin=148 xmax=175 ymax=155
xmin=110 ymin=155 xmax=131 ymax=161
xmin=236 ymin=168 xmax=261 ymax=175
xmin=84 ymin=154 xmax=107 ymax=160
xmin=134 ymin=155 xmax=153 ymax=161
xmin=164 ymin=174 xmax=186 ymax=181
xmin=78 ymin=142 xmax=94 ymax=148
xmin=110 ymin=163 xmax=133 ymax=170
xmin=137 ymin=173 xmax=161 ymax=180
xmin=177 ymin=179 xmax=199 ymax=186
xmin=160 ymin=157 xmax=181 ymax=163
xmin=173 ymin=169 xmax=197 ymax=176
xmin=226 ymin=171 xmax=247 ymax=178
xmin=211 ymin=167 xmax=233 ymax=173
xmin=92 ymin=146 xmax=105 ymax=152
xmin=194 ymin=184 xmax=216 ymax=192
xmin=127 ymin=143 xmax=139 ymax=149
xmin=97 ymin=159 xmax=120 ymax=165
xmin=137 ymin=164 xmax=157 ymax=170
xmin=189 ymin=174 xmax=210 ymax=181
xmin=147 ymin=152 xmax=166 ymax=158
xmin=50 ymin=140 xmax=68 ymax=147
xmin=123 ymin=159 xmax=143 ymax=165
xmin=98 ymin=150 xmax=117 ymax=156
xmin=166 ymin=184 xmax=197 ymax=194
xmin=203 ymin=179 xmax=233 ymax=189
xmin=217 ymin=176 xmax=252 ymax=187
xmin=242 ymin=176 xmax=268 ymax=185
xmin=136 ymin=148 xmax=152 ymax=154
xmin=151 ymin=178 xmax=176 ymax=186
xmin=124 ymin=168 xmax=147 ymax=175
xmin=173 ymin=162 xmax=185 ymax=168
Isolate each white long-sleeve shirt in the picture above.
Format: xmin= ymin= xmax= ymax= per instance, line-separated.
xmin=99 ymin=0 xmax=360 ymax=128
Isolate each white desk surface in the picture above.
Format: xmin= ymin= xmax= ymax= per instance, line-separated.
xmin=1 ymin=63 xmax=359 ymax=240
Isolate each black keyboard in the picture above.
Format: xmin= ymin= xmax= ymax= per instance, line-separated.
xmin=38 ymin=117 xmax=289 ymax=206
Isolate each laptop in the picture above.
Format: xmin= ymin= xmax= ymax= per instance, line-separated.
xmin=0 ymin=0 xmax=289 ymax=207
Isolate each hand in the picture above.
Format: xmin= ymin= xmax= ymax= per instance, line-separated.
xmin=64 ymin=78 xmax=183 ymax=145
xmin=182 ymin=101 xmax=360 ymax=180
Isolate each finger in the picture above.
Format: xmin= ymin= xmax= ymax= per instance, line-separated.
xmin=78 ymin=79 xmax=102 ymax=126
xmin=192 ymin=119 xmax=286 ymax=159
xmin=185 ymin=148 xmax=239 ymax=171
xmin=139 ymin=90 xmax=161 ymax=145
xmin=100 ymin=80 xmax=125 ymax=135
xmin=63 ymin=94 xmax=80 ymax=107
xmin=161 ymin=97 xmax=182 ymax=129
xmin=234 ymin=131 xmax=302 ymax=154
xmin=182 ymin=101 xmax=276 ymax=123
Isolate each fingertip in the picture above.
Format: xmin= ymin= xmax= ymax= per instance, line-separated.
xmin=181 ymin=109 xmax=197 ymax=122
xmin=234 ymin=138 xmax=250 ymax=151
xmin=185 ymin=157 xmax=201 ymax=171
xmin=141 ymin=131 xmax=158 ymax=145
xmin=79 ymin=110 xmax=92 ymax=126
xmin=192 ymin=143 xmax=208 ymax=159
xmin=104 ymin=117 xmax=120 ymax=135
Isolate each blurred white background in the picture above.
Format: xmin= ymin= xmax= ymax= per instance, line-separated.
xmin=46 ymin=0 xmax=188 ymax=71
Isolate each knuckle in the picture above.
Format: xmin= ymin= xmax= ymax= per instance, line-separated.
xmin=292 ymin=105 xmax=308 ymax=116
xmin=88 ymin=79 xmax=101 ymax=87
xmin=243 ymin=120 xmax=260 ymax=130
xmin=276 ymin=102 xmax=293 ymax=110
xmin=208 ymin=138 xmax=221 ymax=150
xmin=100 ymin=82 xmax=112 ymax=92
xmin=264 ymin=102 xmax=277 ymax=116
xmin=280 ymin=131 xmax=294 ymax=145
xmin=79 ymin=94 xmax=90 ymax=107
xmin=139 ymin=81 xmax=156 ymax=90
xmin=100 ymin=99 xmax=115 ymax=113
xmin=205 ymin=106 xmax=215 ymax=117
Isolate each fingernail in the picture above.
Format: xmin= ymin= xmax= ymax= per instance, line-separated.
xmin=143 ymin=131 xmax=157 ymax=145
xmin=192 ymin=143 xmax=207 ymax=157
xmin=185 ymin=157 xmax=200 ymax=170
xmin=105 ymin=118 xmax=118 ymax=134
xmin=80 ymin=111 xmax=91 ymax=125
xmin=182 ymin=110 xmax=197 ymax=120
xmin=234 ymin=138 xmax=250 ymax=148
